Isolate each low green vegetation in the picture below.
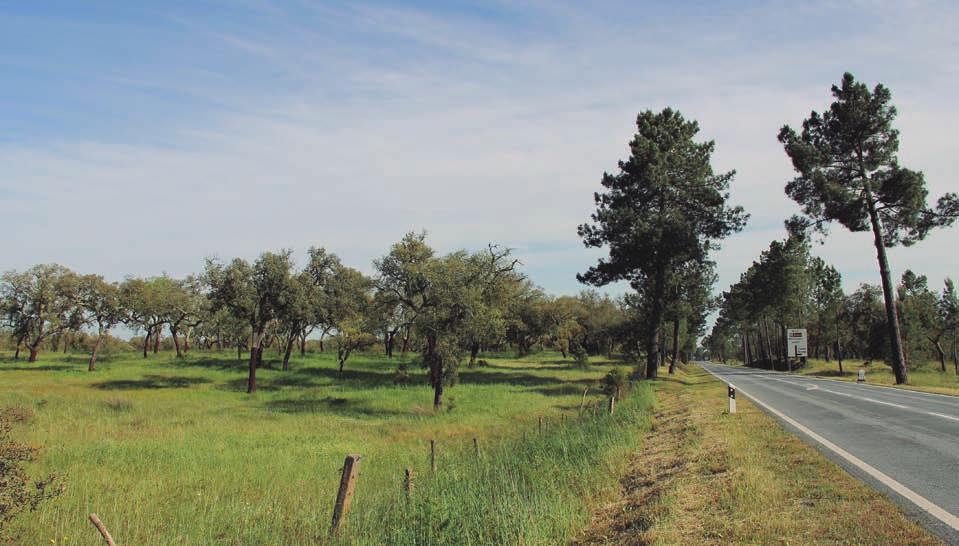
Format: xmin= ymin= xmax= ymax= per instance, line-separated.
xmin=1 ymin=349 xmax=647 ymax=545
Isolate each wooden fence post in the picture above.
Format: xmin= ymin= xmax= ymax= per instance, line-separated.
xmin=430 ymin=439 xmax=437 ymax=472
xmin=473 ymin=437 xmax=479 ymax=456
xmin=88 ymin=514 xmax=116 ymax=546
xmin=331 ymin=454 xmax=361 ymax=535
xmin=538 ymin=416 xmax=543 ymax=433
xmin=404 ymin=468 xmax=414 ymax=501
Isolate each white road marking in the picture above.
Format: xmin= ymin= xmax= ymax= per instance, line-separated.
xmin=701 ymin=365 xmax=959 ymax=533
xmin=928 ymin=412 xmax=959 ymax=422
xmin=739 ymin=367 xmax=959 ymax=422
xmin=821 ymin=388 xmax=910 ymax=409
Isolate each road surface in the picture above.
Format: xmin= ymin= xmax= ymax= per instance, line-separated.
xmin=701 ymin=362 xmax=959 ymax=545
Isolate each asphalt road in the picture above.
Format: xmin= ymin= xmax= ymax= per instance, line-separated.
xmin=700 ymin=362 xmax=959 ymax=545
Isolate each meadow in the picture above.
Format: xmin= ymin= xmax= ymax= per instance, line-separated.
xmin=2 ymin=348 xmax=649 ymax=545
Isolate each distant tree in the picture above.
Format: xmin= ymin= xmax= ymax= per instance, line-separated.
xmin=779 ymin=72 xmax=959 ymax=384
xmin=77 ymin=275 xmax=124 ymax=371
xmin=505 ymin=285 xmax=557 ymax=357
xmin=376 ymin=233 xmax=519 ymax=409
xmin=166 ymin=276 xmax=205 ymax=359
xmin=207 ymin=251 xmax=294 ymax=394
xmin=937 ymin=280 xmax=959 ymax=374
xmin=327 ymin=266 xmax=374 ymax=373
xmin=808 ymin=257 xmax=844 ymax=367
xmin=1 ymin=265 xmax=82 ymax=362
xmin=579 ymin=108 xmax=747 ymax=379
xmin=121 ymin=277 xmax=176 ymax=358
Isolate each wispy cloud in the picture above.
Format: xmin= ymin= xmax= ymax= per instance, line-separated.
xmin=1 ymin=0 xmax=957 ymax=301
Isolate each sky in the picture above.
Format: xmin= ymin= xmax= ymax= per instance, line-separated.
xmin=3 ymin=0 xmax=958 ymax=308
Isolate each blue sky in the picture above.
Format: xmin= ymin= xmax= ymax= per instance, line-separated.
xmin=3 ymin=0 xmax=958 ymax=302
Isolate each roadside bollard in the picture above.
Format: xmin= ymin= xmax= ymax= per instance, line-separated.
xmin=857 ymin=369 xmax=866 ymax=383
xmin=728 ymin=385 xmax=737 ymax=414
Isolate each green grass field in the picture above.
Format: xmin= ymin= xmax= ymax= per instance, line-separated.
xmin=2 ymin=348 xmax=649 ymax=545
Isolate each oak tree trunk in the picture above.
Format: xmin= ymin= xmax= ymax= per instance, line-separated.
xmin=89 ymin=334 xmax=104 ymax=371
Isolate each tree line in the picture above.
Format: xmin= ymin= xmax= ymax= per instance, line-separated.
xmin=3 ymin=233 xmax=712 ymax=407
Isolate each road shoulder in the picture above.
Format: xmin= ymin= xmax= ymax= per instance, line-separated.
xmin=573 ymin=364 xmax=941 ymax=545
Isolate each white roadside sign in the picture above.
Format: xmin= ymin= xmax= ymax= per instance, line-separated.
xmin=787 ymin=328 xmax=808 ymax=357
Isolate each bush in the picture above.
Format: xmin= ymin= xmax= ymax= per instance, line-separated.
xmin=0 ymin=407 xmax=63 ymax=541
xmin=601 ymin=367 xmax=630 ymax=399
xmin=571 ymin=343 xmax=590 ymax=369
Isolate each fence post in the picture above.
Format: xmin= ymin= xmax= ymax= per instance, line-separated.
xmin=88 ymin=514 xmax=116 ymax=546
xmin=608 ymin=395 xmax=616 ymax=415
xmin=430 ymin=439 xmax=437 ymax=472
xmin=404 ymin=468 xmax=414 ymax=501
xmin=473 ymin=437 xmax=479 ymax=456
xmin=331 ymin=454 xmax=361 ymax=535
xmin=538 ymin=416 xmax=543 ymax=433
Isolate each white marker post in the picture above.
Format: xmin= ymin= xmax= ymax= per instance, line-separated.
xmin=858 ymin=369 xmax=866 ymax=383
xmin=728 ymin=385 xmax=737 ymax=414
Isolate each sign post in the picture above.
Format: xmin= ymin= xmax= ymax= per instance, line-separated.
xmin=786 ymin=329 xmax=808 ymax=372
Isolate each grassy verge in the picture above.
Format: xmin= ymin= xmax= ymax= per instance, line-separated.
xmin=796 ymin=358 xmax=959 ymax=396
xmin=575 ymin=364 xmax=941 ymax=545
xmin=724 ymin=357 xmax=959 ymax=397
xmin=1 ymin=349 xmax=646 ymax=545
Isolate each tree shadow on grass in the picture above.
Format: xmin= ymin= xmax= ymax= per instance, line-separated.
xmin=0 ymin=364 xmax=74 ymax=372
xmin=458 ymin=369 xmax=593 ymax=389
xmin=265 ymin=396 xmax=406 ymax=417
xmin=93 ymin=375 xmax=212 ymax=390
xmin=530 ymin=383 xmax=597 ymax=397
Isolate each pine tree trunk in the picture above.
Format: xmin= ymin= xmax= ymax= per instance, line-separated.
xmin=645 ymin=265 xmax=666 ymax=380
xmin=866 ymin=197 xmax=908 ymax=384
xmin=669 ymin=318 xmax=680 ymax=374
xmin=935 ymin=338 xmax=946 ymax=373
xmin=781 ymin=322 xmax=791 ymax=372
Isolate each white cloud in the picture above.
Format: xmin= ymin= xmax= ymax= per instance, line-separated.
xmin=1 ymin=0 xmax=957 ymax=306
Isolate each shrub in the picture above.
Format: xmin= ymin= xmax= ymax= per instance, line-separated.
xmin=571 ymin=343 xmax=590 ymax=369
xmin=0 ymin=407 xmax=63 ymax=541
xmin=601 ymin=367 xmax=630 ymax=399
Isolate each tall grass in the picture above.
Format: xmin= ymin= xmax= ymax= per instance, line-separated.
xmin=344 ymin=388 xmax=652 ymax=545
